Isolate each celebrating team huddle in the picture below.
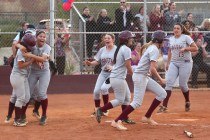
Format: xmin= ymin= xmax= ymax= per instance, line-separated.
xmin=6 ymin=20 xmax=198 ymax=130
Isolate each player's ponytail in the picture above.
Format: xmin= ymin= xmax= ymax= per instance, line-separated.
xmin=140 ymin=41 xmax=153 ymax=56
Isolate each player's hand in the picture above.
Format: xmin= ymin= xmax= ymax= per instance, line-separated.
xmin=22 ymin=52 xmax=32 ymax=58
xmin=160 ymin=78 xmax=166 ymax=85
xmin=180 ymin=47 xmax=186 ymax=53
xmin=105 ymin=65 xmax=113 ymax=72
xmin=19 ymin=46 xmax=28 ymax=53
xmin=83 ymin=60 xmax=91 ymax=66
xmin=126 ymin=3 xmax=131 ymax=11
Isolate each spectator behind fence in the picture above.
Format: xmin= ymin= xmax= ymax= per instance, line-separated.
xmin=96 ymin=9 xmax=114 ymax=41
xmin=164 ymin=2 xmax=181 ymax=32
xmin=186 ymin=13 xmax=195 ymax=29
xmin=114 ymin=0 xmax=133 ymax=32
xmin=160 ymin=0 xmax=170 ymax=14
xmin=131 ymin=42 xmax=141 ymax=70
xmin=199 ymin=19 xmax=210 ymax=52
xmin=182 ymin=20 xmax=193 ymax=31
xmin=12 ymin=21 xmax=29 ymax=57
xmin=55 ymin=34 xmax=68 ymax=75
xmin=191 ymin=27 xmax=204 ymax=43
xmin=129 ymin=17 xmax=143 ymax=43
xmin=191 ymin=38 xmax=210 ymax=88
xmin=82 ymin=7 xmax=96 ymax=58
xmin=149 ymin=4 xmax=165 ymax=31
xmin=135 ymin=6 xmax=150 ymax=33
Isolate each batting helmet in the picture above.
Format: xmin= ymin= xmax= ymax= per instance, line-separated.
xmin=152 ymin=30 xmax=168 ymax=43
xmin=118 ymin=30 xmax=135 ymax=44
xmin=21 ymin=33 xmax=36 ymax=51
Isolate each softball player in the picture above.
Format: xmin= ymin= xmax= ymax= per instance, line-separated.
xmin=9 ymin=33 xmax=36 ymax=126
xmin=95 ymin=30 xmax=134 ymax=125
xmin=158 ymin=23 xmax=198 ymax=113
xmin=84 ymin=34 xmax=116 ymax=117
xmin=5 ymin=26 xmax=38 ymax=124
xmin=23 ymin=30 xmax=51 ymax=125
xmin=111 ymin=30 xmax=168 ymax=130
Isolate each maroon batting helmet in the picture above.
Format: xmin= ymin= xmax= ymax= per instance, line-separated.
xmin=21 ymin=33 xmax=36 ymax=51
xmin=152 ymin=30 xmax=168 ymax=43
xmin=118 ymin=30 xmax=135 ymax=44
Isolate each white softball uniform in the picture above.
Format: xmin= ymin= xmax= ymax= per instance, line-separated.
xmin=131 ymin=45 xmax=167 ymax=109
xmin=28 ymin=43 xmax=51 ymax=101
xmin=109 ymin=45 xmax=131 ymax=107
xmin=93 ymin=46 xmax=116 ymax=99
xmin=165 ymin=34 xmax=194 ymax=92
xmin=10 ymin=49 xmax=31 ymax=108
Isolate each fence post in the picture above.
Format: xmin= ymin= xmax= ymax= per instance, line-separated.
xmin=50 ymin=0 xmax=55 ymax=61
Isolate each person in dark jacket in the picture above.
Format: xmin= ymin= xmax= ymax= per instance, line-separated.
xmin=82 ymin=7 xmax=97 ymax=58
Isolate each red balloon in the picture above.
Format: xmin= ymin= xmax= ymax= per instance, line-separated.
xmin=62 ymin=2 xmax=71 ymax=11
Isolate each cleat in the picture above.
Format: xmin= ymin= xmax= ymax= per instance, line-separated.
xmin=142 ymin=116 xmax=158 ymax=125
xmin=22 ymin=115 xmax=28 ymax=124
xmin=95 ymin=108 xmax=103 ymax=123
xmin=157 ymin=105 xmax=168 ymax=113
xmin=122 ymin=118 xmax=136 ymax=124
xmin=185 ymin=102 xmax=191 ymax=112
xmin=102 ymin=110 xmax=109 ymax=117
xmin=32 ymin=110 xmax=41 ymax=120
xmin=13 ymin=119 xmax=26 ymax=127
xmin=111 ymin=120 xmax=127 ymax=130
xmin=90 ymin=112 xmax=96 ymax=117
xmin=39 ymin=116 xmax=47 ymax=126
xmin=4 ymin=116 xmax=12 ymax=123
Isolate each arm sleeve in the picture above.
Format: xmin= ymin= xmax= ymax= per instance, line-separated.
xmin=149 ymin=48 xmax=159 ymax=61
xmin=123 ymin=47 xmax=131 ymax=61
xmin=186 ymin=35 xmax=194 ymax=46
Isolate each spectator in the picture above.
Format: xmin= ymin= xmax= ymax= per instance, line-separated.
xmin=199 ymin=19 xmax=210 ymax=52
xmin=131 ymin=42 xmax=141 ymax=67
xmin=114 ymin=0 xmax=133 ymax=32
xmin=12 ymin=21 xmax=29 ymax=57
xmin=191 ymin=38 xmax=210 ymax=88
xmin=135 ymin=6 xmax=150 ymax=32
xmin=191 ymin=27 xmax=203 ymax=42
xmin=149 ymin=4 xmax=165 ymax=31
xmin=186 ymin=13 xmax=195 ymax=29
xmin=182 ymin=20 xmax=193 ymax=31
xmin=164 ymin=2 xmax=181 ymax=32
xmin=55 ymin=34 xmax=69 ymax=75
xmin=129 ymin=17 xmax=143 ymax=43
xmin=82 ymin=7 xmax=97 ymax=58
xmin=160 ymin=0 xmax=170 ymax=14
xmin=96 ymin=9 xmax=114 ymax=41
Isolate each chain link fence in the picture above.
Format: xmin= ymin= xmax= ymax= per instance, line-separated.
xmin=0 ymin=0 xmax=210 ymax=88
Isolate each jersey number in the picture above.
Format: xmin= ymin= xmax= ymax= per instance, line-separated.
xmin=179 ymin=52 xmax=184 ymax=57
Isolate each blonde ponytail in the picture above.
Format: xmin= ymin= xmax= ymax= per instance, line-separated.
xmin=140 ymin=41 xmax=153 ymax=56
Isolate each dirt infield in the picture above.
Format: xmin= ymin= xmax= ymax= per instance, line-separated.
xmin=0 ymin=90 xmax=210 ymax=140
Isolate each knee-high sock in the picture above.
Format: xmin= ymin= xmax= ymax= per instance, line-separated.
xmin=7 ymin=102 xmax=15 ymax=117
xmin=182 ymin=90 xmax=190 ymax=102
xmin=100 ymin=102 xmax=113 ymax=112
xmin=34 ymin=101 xmax=41 ymax=112
xmin=94 ymin=99 xmax=100 ymax=108
xmin=115 ymin=105 xmax=134 ymax=122
xmin=145 ymin=99 xmax=161 ymax=118
xmin=15 ymin=107 xmax=22 ymax=120
xmin=163 ymin=90 xmax=172 ymax=107
xmin=22 ymin=102 xmax=29 ymax=117
xmin=41 ymin=99 xmax=48 ymax=117
xmin=102 ymin=95 xmax=109 ymax=106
